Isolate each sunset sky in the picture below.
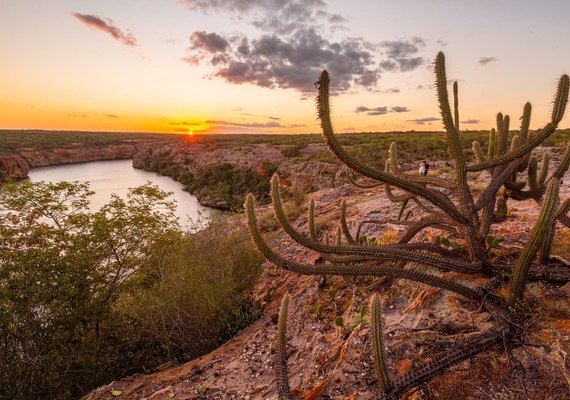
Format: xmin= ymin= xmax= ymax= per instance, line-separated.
xmin=1 ymin=0 xmax=569 ymax=135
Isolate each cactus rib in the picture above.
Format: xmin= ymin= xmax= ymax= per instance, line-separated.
xmin=371 ymin=294 xmax=392 ymax=392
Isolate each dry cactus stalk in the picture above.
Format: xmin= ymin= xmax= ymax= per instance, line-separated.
xmin=246 ymin=52 xmax=570 ymax=398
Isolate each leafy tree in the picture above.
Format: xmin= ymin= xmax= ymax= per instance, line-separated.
xmin=0 ymin=181 xmax=179 ymax=399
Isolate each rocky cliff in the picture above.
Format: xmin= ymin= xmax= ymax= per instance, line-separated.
xmin=132 ymin=142 xmax=346 ymax=209
xmin=18 ymin=143 xmax=141 ymax=168
xmin=0 ymin=142 xmax=163 ymax=182
xmin=0 ymin=155 xmax=30 ymax=181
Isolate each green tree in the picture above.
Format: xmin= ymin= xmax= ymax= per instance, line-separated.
xmin=0 ymin=181 xmax=180 ymax=399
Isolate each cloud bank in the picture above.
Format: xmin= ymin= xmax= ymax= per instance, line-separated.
xmin=180 ymin=0 xmax=426 ymax=93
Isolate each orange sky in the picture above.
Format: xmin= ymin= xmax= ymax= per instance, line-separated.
xmin=1 ymin=1 xmax=569 ymax=135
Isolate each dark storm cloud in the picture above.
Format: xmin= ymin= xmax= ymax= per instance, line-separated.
xmin=479 ymin=56 xmax=497 ymax=66
xmin=407 ymin=117 xmax=440 ymax=125
xmin=71 ymin=13 xmax=137 ymax=47
xmin=461 ymin=119 xmax=480 ymax=124
xmin=180 ymin=0 xmax=426 ymax=94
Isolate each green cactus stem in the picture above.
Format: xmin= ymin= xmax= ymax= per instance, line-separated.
xmin=552 ymin=74 xmax=569 ymax=124
xmin=269 ymin=175 xmax=481 ymax=274
xmin=245 ymin=194 xmax=483 ymax=301
xmin=340 ymin=199 xmax=356 ymax=244
xmin=370 ymin=294 xmax=392 ymax=393
xmin=509 ymin=179 xmax=560 ymax=305
xmin=276 ymin=294 xmax=293 ymax=400
xmin=309 ymin=199 xmax=317 ymax=241
xmin=381 ymin=329 xmax=503 ymax=399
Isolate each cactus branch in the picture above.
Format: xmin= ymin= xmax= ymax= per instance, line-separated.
xmin=509 ymin=179 xmax=560 ymax=304
xmin=276 ymin=294 xmax=293 ymax=400
xmin=371 ymin=294 xmax=393 ymax=393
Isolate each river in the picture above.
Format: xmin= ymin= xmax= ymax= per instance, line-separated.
xmin=28 ymin=159 xmax=211 ymax=229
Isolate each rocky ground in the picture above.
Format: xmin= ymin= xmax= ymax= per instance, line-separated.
xmin=83 ymin=162 xmax=570 ymax=400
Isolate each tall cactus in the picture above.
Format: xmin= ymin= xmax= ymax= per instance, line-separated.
xmin=246 ymin=52 xmax=570 ymax=398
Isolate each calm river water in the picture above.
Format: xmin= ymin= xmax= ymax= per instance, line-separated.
xmin=28 ymin=159 xmax=210 ymax=229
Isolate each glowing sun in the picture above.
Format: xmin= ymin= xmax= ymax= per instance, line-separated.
xmin=188 ymin=130 xmax=194 ymax=136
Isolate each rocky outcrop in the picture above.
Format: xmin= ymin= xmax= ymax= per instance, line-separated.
xmin=132 ymin=143 xmax=286 ymax=173
xmin=277 ymin=159 xmax=346 ymax=191
xmin=132 ymin=142 xmax=347 ymax=208
xmin=0 ymin=155 xmax=30 ymax=181
xmin=0 ymin=143 xmax=153 ymax=181
xmin=18 ymin=144 xmax=141 ymax=168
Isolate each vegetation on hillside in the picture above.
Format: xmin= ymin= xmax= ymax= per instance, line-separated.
xmin=0 ymin=130 xmax=183 ymax=155
xmin=0 ymin=181 xmax=263 ymax=400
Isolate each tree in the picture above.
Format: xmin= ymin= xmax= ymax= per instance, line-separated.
xmin=0 ymin=181 xmax=180 ymax=399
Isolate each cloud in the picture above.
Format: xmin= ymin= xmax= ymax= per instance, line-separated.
xmin=180 ymin=0 xmax=425 ymax=94
xmin=407 ymin=117 xmax=440 ymax=125
xmin=461 ymin=119 xmax=480 ymax=124
xmin=384 ymin=88 xmax=400 ymax=93
xmin=378 ymin=38 xmax=425 ymax=72
xmin=71 ymin=13 xmax=137 ymax=47
xmin=355 ymin=106 xmax=388 ymax=116
xmin=479 ymin=56 xmax=497 ymax=66
xmin=391 ymin=106 xmax=409 ymax=113
xmin=355 ymin=105 xmax=409 ymax=115
xmin=206 ymin=119 xmax=283 ymax=128
xmin=186 ymin=28 xmax=380 ymax=93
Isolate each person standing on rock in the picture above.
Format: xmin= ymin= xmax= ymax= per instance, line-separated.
xmin=418 ymin=161 xmax=425 ymax=176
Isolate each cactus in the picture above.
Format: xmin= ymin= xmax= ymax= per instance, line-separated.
xmin=246 ymin=52 xmax=570 ymax=398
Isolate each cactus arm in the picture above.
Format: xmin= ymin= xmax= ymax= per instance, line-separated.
xmin=473 ymin=141 xmax=486 ymax=163
xmin=382 ymin=330 xmax=503 ymax=399
xmin=552 ymin=74 xmax=570 ymax=124
xmin=270 ymin=176 xmax=481 ymax=273
xmin=453 ymin=81 xmax=460 ymax=131
xmin=370 ymin=294 xmax=392 ymax=393
xmin=496 ymin=113 xmax=506 ymax=156
xmin=346 ymin=166 xmax=383 ymax=189
xmin=398 ymin=218 xmax=457 ymax=244
xmin=516 ymin=103 xmax=532 ymax=172
xmin=487 ymin=129 xmax=496 ymax=161
xmin=509 ymin=179 xmax=560 ymax=304
xmin=537 ymin=151 xmax=550 ymax=187
xmin=550 ymin=143 xmax=570 ymax=181
xmin=308 ymin=199 xmax=317 ymax=241
xmin=247 ymin=196 xmax=483 ymax=300
xmin=538 ymin=224 xmax=555 ymax=265
xmin=276 ymin=294 xmax=293 ymax=400
xmin=317 ymin=69 xmax=467 ymax=224
xmin=519 ymin=102 xmax=532 ymax=143
xmin=468 ymin=75 xmax=568 ymax=172
xmin=340 ymin=200 xmax=356 ymax=245
xmin=556 ymin=199 xmax=570 ymax=228
xmin=397 ymin=198 xmax=409 ymax=221
xmin=528 ymin=157 xmax=539 ymax=192
xmin=474 ymin=159 xmax=524 ymax=211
